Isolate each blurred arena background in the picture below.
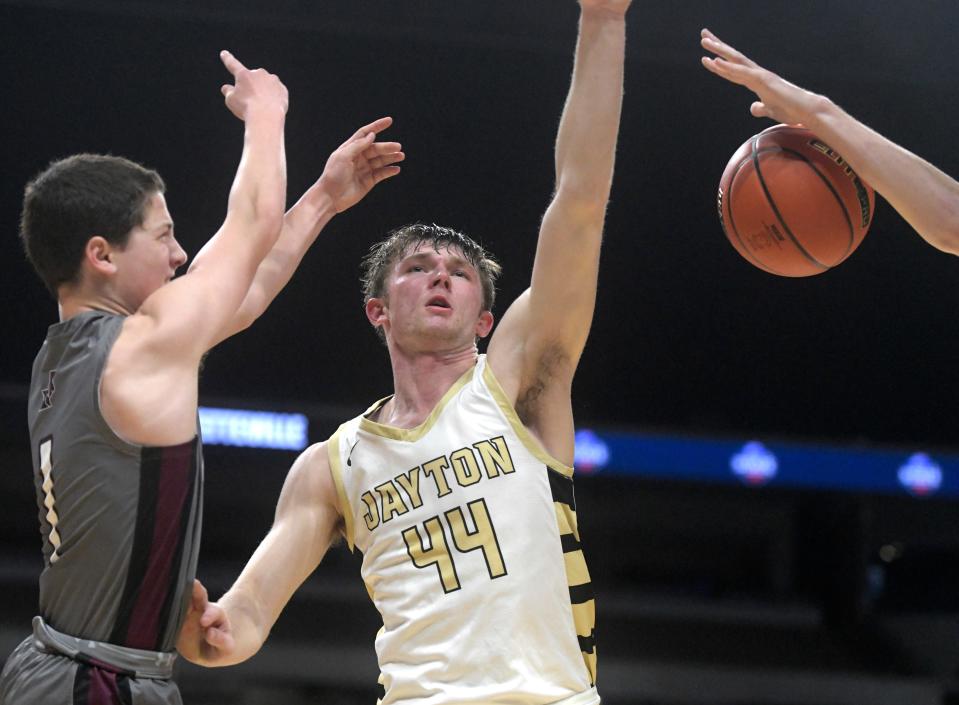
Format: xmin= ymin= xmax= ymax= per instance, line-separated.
xmin=1 ymin=1 xmax=957 ymax=703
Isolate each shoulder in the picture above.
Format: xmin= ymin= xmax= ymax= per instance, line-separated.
xmin=106 ymin=311 xmax=184 ymax=383
xmin=279 ymin=442 xmax=336 ymax=509
xmin=275 ymin=440 xmax=348 ymax=544
xmin=286 ymin=441 xmax=332 ymax=485
xmin=99 ymin=311 xmax=199 ymax=445
xmin=111 ymin=309 xmax=179 ymax=360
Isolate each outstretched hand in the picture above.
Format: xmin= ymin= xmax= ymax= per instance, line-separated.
xmin=176 ymin=579 xmax=235 ymax=665
xmin=219 ymin=50 xmax=289 ymax=122
xmin=317 ymin=117 xmax=404 ymax=213
xmin=700 ymin=28 xmax=823 ymax=127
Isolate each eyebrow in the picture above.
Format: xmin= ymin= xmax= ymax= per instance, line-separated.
xmin=400 ymin=251 xmax=474 ymax=270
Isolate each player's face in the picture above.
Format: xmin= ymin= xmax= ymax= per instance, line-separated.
xmin=112 ymin=192 xmax=188 ymax=313
xmin=376 ymin=244 xmax=493 ymax=349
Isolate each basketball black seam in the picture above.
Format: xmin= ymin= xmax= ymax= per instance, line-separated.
xmin=752 ymin=138 xmax=852 ymax=271
xmin=752 ymin=140 xmax=828 ymax=271
xmin=774 ymin=145 xmax=856 ymax=261
xmin=724 ymin=149 xmax=788 ymax=276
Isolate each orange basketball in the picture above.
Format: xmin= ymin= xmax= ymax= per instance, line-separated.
xmin=717 ymin=124 xmax=875 ymax=277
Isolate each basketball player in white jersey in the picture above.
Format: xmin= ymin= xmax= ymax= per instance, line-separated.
xmin=701 ymin=28 xmax=959 ymax=255
xmin=177 ymin=1 xmax=632 ymax=703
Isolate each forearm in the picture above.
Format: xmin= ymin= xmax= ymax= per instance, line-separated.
xmin=227 ymin=108 xmax=288 ymax=257
xmin=520 ymin=4 xmax=628 ymax=355
xmin=804 ymin=99 xmax=959 ymax=254
xmin=191 ymin=109 xmax=287 ymax=278
xmin=225 ymin=186 xmax=336 ymax=336
xmin=554 ymin=7 xmax=625 ymax=206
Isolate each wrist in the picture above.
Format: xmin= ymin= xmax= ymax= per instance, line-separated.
xmin=802 ymin=94 xmax=837 ymax=135
xmin=580 ymin=4 xmax=628 ymax=22
xmin=305 ymin=179 xmax=338 ymax=217
xmin=243 ymin=103 xmax=288 ymax=127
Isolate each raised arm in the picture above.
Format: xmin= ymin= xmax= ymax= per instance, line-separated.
xmin=100 ymin=52 xmax=288 ymax=445
xmin=488 ymin=0 xmax=630 ymax=462
xmin=701 ymin=28 xmax=959 ymax=255
xmin=197 ymin=117 xmax=404 ymax=343
xmin=142 ymin=50 xmax=289 ymax=350
xmin=176 ymin=443 xmax=342 ymax=667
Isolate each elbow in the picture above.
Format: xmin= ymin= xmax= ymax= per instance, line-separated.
xmin=552 ymin=180 xmax=611 ymax=222
xmin=937 ymin=231 xmax=959 ymax=257
xmin=943 ymin=203 xmax=959 ymax=255
xmin=231 ymin=310 xmax=257 ymax=336
xmin=249 ymin=196 xmax=286 ymax=245
xmin=227 ymin=187 xmax=286 ymax=248
xmin=927 ymin=196 xmax=959 ymax=256
xmin=255 ymin=191 xmax=287 ymax=228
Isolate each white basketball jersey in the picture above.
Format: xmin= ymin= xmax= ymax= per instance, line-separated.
xmin=328 ymin=356 xmax=598 ymax=705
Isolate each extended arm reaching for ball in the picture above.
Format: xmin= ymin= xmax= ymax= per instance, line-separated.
xmin=701 ymin=28 xmax=959 ymax=256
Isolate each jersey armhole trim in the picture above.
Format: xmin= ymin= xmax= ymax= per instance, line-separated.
xmin=327 ymin=426 xmax=355 ymax=551
xmin=92 ymin=316 xmax=142 ymax=456
xmin=480 ymin=357 xmax=575 ymax=479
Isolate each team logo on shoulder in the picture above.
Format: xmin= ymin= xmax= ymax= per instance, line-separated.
xmin=40 ymin=371 xmax=57 ymax=411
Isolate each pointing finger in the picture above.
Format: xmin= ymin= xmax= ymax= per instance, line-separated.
xmin=219 ymin=50 xmax=248 ymax=76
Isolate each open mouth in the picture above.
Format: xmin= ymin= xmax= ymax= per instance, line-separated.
xmin=426 ymin=296 xmax=451 ymax=309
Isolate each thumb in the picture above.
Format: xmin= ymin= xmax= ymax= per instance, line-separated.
xmin=221 ymin=84 xmax=233 ymax=99
xmin=191 ymin=579 xmax=209 ymax=611
xmin=750 ymin=101 xmax=770 ymax=119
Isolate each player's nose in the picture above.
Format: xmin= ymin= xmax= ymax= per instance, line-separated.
xmin=431 ymin=269 xmax=452 ymax=289
xmin=171 ymin=238 xmax=188 ymax=269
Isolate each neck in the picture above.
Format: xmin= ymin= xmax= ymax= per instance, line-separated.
xmin=58 ymin=289 xmax=132 ymax=321
xmin=380 ymin=342 xmax=478 ymax=429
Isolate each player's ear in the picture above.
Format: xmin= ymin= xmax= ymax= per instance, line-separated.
xmin=85 ymin=236 xmax=117 ymax=277
xmin=365 ymin=297 xmax=388 ymax=329
xmin=475 ymin=310 xmax=494 ymax=339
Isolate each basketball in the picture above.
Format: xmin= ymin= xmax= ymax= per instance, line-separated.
xmin=717 ymin=124 xmax=875 ymax=277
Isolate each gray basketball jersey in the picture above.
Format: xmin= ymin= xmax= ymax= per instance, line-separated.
xmin=25 ymin=310 xmax=203 ymax=652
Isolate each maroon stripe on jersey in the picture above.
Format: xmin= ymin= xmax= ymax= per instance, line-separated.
xmin=73 ymin=664 xmax=132 ymax=705
xmin=110 ymin=438 xmax=198 ymax=650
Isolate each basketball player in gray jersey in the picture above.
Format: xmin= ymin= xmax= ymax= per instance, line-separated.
xmin=0 ymin=49 xmax=402 ymax=705
xmin=700 ymin=28 xmax=959 ymax=255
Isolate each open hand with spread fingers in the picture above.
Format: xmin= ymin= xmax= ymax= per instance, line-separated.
xmin=700 ymin=28 xmax=825 ymax=128
xmin=317 ymin=116 xmax=404 ymax=214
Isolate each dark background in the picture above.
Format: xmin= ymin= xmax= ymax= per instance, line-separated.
xmin=1 ymin=2 xmax=958 ymax=704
